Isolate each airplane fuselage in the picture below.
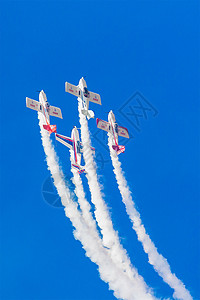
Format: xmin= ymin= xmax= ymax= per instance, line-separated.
xmin=71 ymin=126 xmax=82 ymax=166
xmin=39 ymin=90 xmax=50 ymax=125
xmin=108 ymin=110 xmax=119 ymax=147
xmin=78 ymin=77 xmax=89 ymax=112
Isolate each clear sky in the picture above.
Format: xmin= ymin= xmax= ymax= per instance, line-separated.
xmin=0 ymin=1 xmax=199 ymax=299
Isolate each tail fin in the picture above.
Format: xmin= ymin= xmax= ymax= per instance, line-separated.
xmin=87 ymin=110 xmax=95 ymax=120
xmin=72 ymin=163 xmax=86 ymax=175
xmin=112 ymin=145 xmax=125 ymax=155
xmin=81 ymin=109 xmax=94 ymax=120
xmin=43 ymin=124 xmax=57 ymax=134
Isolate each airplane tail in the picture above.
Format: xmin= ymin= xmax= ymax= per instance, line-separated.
xmin=72 ymin=163 xmax=86 ymax=175
xmin=43 ymin=124 xmax=57 ymax=134
xmin=112 ymin=145 xmax=125 ymax=155
xmin=81 ymin=109 xmax=94 ymax=120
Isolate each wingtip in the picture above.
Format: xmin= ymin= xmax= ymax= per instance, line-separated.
xmin=65 ymin=82 xmax=68 ymax=92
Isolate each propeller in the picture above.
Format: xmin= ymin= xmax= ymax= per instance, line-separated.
xmin=103 ymin=109 xmax=115 ymax=114
xmin=73 ymin=126 xmax=81 ymax=130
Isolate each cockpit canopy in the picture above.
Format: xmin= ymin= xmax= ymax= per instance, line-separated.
xmin=115 ymin=123 xmax=118 ymax=133
xmin=46 ymin=102 xmax=50 ymax=112
xmin=77 ymin=140 xmax=82 ymax=154
xmin=83 ymin=87 xmax=90 ymax=98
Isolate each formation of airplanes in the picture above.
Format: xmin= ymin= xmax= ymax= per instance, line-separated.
xmin=26 ymin=77 xmax=129 ymax=173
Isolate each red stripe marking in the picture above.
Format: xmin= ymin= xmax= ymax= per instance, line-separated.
xmin=73 ymin=138 xmax=77 ymax=163
xmin=56 ymin=134 xmax=72 ymax=142
xmin=119 ymin=125 xmax=128 ymax=131
xmin=119 ymin=126 xmax=129 ymax=137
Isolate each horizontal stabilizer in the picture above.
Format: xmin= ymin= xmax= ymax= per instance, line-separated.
xmin=87 ymin=110 xmax=95 ymax=119
xmin=43 ymin=124 xmax=57 ymax=134
xmin=72 ymin=163 xmax=86 ymax=175
xmin=81 ymin=109 xmax=94 ymax=119
xmin=112 ymin=145 xmax=125 ymax=155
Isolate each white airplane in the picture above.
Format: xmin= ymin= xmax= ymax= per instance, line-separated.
xmin=26 ymin=90 xmax=63 ymax=134
xmin=96 ymin=110 xmax=129 ymax=155
xmin=65 ymin=77 xmax=101 ymax=120
xmin=55 ymin=126 xmax=95 ymax=174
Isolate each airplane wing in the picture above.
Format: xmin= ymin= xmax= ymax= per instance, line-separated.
xmin=65 ymin=82 xmax=81 ymax=97
xmin=55 ymin=133 xmax=73 ymax=150
xmin=89 ymin=92 xmax=101 ymax=105
xmin=96 ymin=118 xmax=110 ymax=132
xmin=26 ymin=97 xmax=42 ymax=112
xmin=90 ymin=146 xmax=95 ymax=152
xmin=49 ymin=105 xmax=63 ymax=119
xmin=79 ymin=142 xmax=95 ymax=153
xmin=118 ymin=126 xmax=129 ymax=139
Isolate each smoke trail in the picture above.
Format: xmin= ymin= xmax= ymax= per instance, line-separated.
xmin=77 ymin=102 xmax=156 ymax=299
xmin=38 ymin=110 xmax=155 ymax=300
xmin=108 ymin=133 xmax=192 ymax=300
xmin=69 ymin=149 xmax=101 ymax=239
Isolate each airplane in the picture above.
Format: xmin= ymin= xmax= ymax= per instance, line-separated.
xmin=96 ymin=110 xmax=129 ymax=155
xmin=26 ymin=90 xmax=63 ymax=134
xmin=65 ymin=77 xmax=101 ymax=120
xmin=55 ymin=126 xmax=95 ymax=174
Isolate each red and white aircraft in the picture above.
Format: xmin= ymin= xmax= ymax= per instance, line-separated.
xmin=96 ymin=110 xmax=129 ymax=155
xmin=55 ymin=126 xmax=95 ymax=174
xmin=65 ymin=77 xmax=101 ymax=120
xmin=26 ymin=90 xmax=63 ymax=134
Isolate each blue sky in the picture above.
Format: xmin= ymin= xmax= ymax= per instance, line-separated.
xmin=0 ymin=1 xmax=199 ymax=299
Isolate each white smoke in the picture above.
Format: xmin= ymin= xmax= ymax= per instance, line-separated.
xmin=108 ymin=133 xmax=192 ymax=300
xmin=78 ymin=101 xmax=155 ymax=299
xmin=69 ymin=149 xmax=100 ymax=239
xmin=38 ymin=110 xmax=156 ymax=300
xmin=70 ymin=153 xmax=156 ymax=299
